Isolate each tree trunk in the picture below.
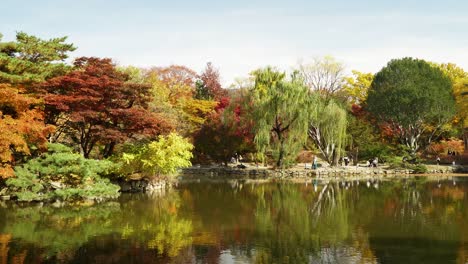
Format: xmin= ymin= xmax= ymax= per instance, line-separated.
xmin=277 ymin=146 xmax=284 ymax=168
xmin=103 ymin=141 xmax=116 ymax=158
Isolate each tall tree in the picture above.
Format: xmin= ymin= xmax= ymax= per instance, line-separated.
xmin=252 ymin=67 xmax=311 ymax=168
xmin=433 ymin=62 xmax=468 ymax=152
xmin=366 ymin=58 xmax=456 ymax=154
xmin=298 ymin=56 xmax=346 ymax=97
xmin=195 ymin=62 xmax=226 ymax=100
xmin=0 ymin=31 xmax=75 ymax=85
xmin=0 ymin=84 xmax=54 ymax=178
xmin=194 ymin=89 xmax=255 ymax=165
xmin=42 ymin=57 xmax=172 ymax=158
xmin=145 ymin=65 xmax=216 ymax=135
xmin=150 ymin=65 xmax=197 ymax=103
xmin=308 ymin=99 xmax=348 ymax=166
xmin=453 ymin=78 xmax=468 ymax=151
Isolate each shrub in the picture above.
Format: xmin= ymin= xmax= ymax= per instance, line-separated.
xmin=6 ymin=143 xmax=120 ymax=201
xmin=386 ymin=155 xmax=428 ymax=173
xmin=117 ymin=133 xmax=193 ymax=179
xmin=410 ymin=164 xmax=428 ymax=174
xmin=358 ymin=142 xmax=394 ymax=163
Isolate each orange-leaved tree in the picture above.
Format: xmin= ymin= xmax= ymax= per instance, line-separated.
xmin=0 ymin=84 xmax=54 ymax=178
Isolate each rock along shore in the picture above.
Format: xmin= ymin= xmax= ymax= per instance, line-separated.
xmin=180 ymin=164 xmax=468 ymax=180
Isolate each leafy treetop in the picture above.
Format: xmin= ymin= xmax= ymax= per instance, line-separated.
xmin=43 ymin=57 xmax=173 ymax=158
xmin=0 ymin=31 xmax=76 ymax=84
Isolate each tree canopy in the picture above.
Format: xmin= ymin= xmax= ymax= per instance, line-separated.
xmin=0 ymin=31 xmax=75 ymax=85
xmin=298 ymin=56 xmax=346 ymax=97
xmin=366 ymin=57 xmax=456 ymax=154
xmin=252 ymin=67 xmax=312 ymax=168
xmin=343 ymin=70 xmax=374 ymax=105
xmin=42 ymin=57 xmax=172 ymax=158
xmin=0 ymin=84 xmax=54 ymax=178
xmin=118 ymin=133 xmax=193 ymax=178
xmin=308 ymin=99 xmax=348 ymax=165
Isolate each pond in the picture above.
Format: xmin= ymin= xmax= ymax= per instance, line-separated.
xmin=0 ymin=176 xmax=467 ymax=263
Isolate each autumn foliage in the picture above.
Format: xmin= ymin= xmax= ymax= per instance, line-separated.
xmin=42 ymin=57 xmax=173 ymax=158
xmin=0 ymin=84 xmax=53 ymax=178
xmin=193 ymin=90 xmax=255 ymax=165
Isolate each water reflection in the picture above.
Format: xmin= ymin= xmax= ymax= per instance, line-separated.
xmin=0 ymin=177 xmax=467 ymax=263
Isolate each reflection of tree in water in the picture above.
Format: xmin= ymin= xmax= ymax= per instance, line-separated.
xmin=0 ymin=202 xmax=121 ymax=262
xmin=0 ymin=234 xmax=11 ymax=264
xmin=0 ymin=178 xmax=467 ymax=263
xmin=252 ymin=178 xmax=468 ymax=264
xmin=0 ymin=191 xmax=193 ymax=263
xmin=350 ymin=177 xmax=468 ymax=264
xmin=253 ymin=182 xmax=362 ymax=263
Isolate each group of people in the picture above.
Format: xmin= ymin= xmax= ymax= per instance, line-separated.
xmin=310 ymin=155 xmax=378 ymax=168
xmin=368 ymin=157 xmax=379 ymax=167
xmin=230 ymin=153 xmax=243 ymax=164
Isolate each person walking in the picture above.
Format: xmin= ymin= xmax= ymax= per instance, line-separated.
xmin=312 ymin=156 xmax=318 ymax=169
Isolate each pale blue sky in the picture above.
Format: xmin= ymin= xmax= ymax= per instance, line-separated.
xmin=1 ymin=0 xmax=468 ymax=84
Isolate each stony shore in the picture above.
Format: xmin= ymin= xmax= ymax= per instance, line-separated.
xmin=180 ymin=163 xmax=468 ymax=180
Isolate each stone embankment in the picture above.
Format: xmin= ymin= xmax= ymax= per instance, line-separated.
xmin=116 ymin=178 xmax=169 ymax=193
xmin=180 ymin=164 xmax=466 ymax=180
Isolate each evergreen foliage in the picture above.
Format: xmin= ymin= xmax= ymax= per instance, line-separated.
xmin=0 ymin=31 xmax=75 ymax=84
xmin=367 ymin=57 xmax=456 ymax=154
xmin=6 ymin=143 xmax=119 ymax=201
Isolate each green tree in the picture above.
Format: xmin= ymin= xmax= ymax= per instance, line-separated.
xmin=252 ymin=67 xmax=311 ymax=168
xmin=308 ymin=99 xmax=348 ymax=166
xmin=366 ymin=57 xmax=456 ymax=154
xmin=118 ymin=133 xmax=193 ymax=179
xmin=0 ymin=31 xmax=75 ymax=85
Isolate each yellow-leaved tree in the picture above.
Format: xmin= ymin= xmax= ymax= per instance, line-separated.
xmin=453 ymin=78 xmax=468 ymax=151
xmin=343 ymin=70 xmax=374 ymax=105
xmin=118 ymin=133 xmax=194 ymax=179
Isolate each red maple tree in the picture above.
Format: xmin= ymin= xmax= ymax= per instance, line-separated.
xmin=42 ymin=57 xmax=172 ymax=158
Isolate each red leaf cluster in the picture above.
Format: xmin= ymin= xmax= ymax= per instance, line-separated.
xmin=42 ymin=57 xmax=172 ymax=157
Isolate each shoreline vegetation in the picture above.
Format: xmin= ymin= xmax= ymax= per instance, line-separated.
xmin=1 ymin=32 xmax=467 ymax=203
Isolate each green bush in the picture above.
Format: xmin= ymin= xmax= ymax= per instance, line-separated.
xmin=116 ymin=133 xmax=193 ymax=179
xmin=386 ymin=155 xmax=428 ymax=173
xmin=409 ymin=164 xmax=428 ymax=174
xmin=6 ymin=143 xmax=120 ymax=202
xmin=358 ymin=142 xmax=394 ymax=163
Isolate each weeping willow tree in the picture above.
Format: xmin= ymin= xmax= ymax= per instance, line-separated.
xmin=252 ymin=67 xmax=312 ymax=168
xmin=308 ymin=99 xmax=348 ymax=166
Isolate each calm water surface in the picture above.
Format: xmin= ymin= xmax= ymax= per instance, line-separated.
xmin=1 ymin=176 xmax=468 ymax=264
